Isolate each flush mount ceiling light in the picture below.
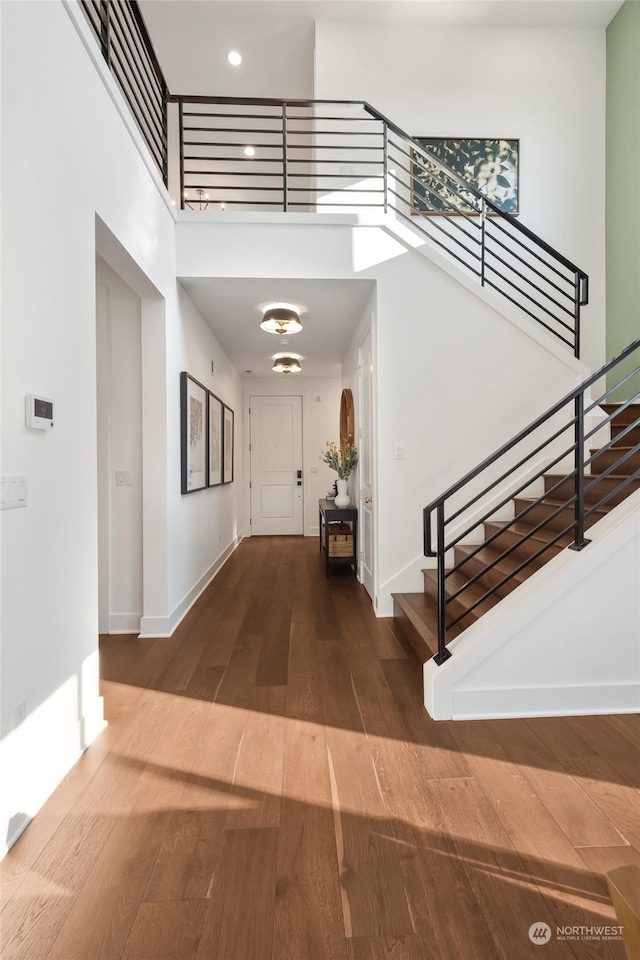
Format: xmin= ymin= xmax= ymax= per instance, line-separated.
xmin=227 ymin=50 xmax=242 ymax=65
xmin=272 ymin=355 xmax=302 ymax=375
xmin=260 ymin=303 xmax=303 ymax=336
xmin=244 ymin=146 xmax=256 ymax=157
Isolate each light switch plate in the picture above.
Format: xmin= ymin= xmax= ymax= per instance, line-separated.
xmin=1 ymin=476 xmax=28 ymax=510
xmin=116 ymin=470 xmax=133 ymax=486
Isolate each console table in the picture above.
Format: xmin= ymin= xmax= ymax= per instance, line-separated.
xmin=318 ymin=498 xmax=358 ymax=578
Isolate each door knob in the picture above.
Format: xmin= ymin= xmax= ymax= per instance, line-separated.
xmin=364 ymin=496 xmax=373 ymax=504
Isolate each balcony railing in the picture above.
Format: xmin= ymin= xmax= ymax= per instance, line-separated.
xmin=79 ymin=0 xmax=168 ymax=184
xmin=172 ymin=95 xmax=588 ymax=356
xmin=77 ymin=1 xmax=588 ymax=357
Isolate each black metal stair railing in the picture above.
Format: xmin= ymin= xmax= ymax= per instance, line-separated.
xmin=79 ymin=0 xmax=168 ymax=184
xmin=171 ymin=95 xmax=588 ymax=357
xmin=423 ymin=340 xmax=640 ymax=666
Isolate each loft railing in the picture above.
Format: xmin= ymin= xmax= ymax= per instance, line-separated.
xmin=423 ymin=340 xmax=640 ymax=665
xmin=79 ymin=0 xmax=168 ymax=184
xmin=75 ymin=0 xmax=588 ymax=355
xmin=172 ymin=95 xmax=589 ymax=357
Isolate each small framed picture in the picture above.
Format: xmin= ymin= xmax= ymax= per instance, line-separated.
xmin=222 ymin=404 xmax=234 ymax=484
xmin=180 ymin=372 xmax=208 ymax=493
xmin=208 ymin=392 xmax=223 ymax=487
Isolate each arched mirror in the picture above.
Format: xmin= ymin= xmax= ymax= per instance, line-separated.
xmin=340 ymin=388 xmax=355 ymax=446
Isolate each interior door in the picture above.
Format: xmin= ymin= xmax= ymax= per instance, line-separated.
xmin=250 ymin=395 xmax=303 ymax=535
xmin=358 ymin=328 xmax=375 ymax=597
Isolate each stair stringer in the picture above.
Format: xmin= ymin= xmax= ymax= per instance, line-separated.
xmin=424 ymin=490 xmax=640 ymax=720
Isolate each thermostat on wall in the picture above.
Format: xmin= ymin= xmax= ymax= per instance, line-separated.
xmin=25 ymin=394 xmax=54 ymax=429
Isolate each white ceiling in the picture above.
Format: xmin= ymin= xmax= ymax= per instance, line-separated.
xmin=140 ymin=1 xmax=624 ymax=97
xmin=179 ymin=277 xmax=375 ymax=378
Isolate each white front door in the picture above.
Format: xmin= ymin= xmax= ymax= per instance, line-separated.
xmin=250 ymin=395 xmax=303 ymax=535
xmin=358 ymin=328 xmax=375 ymax=597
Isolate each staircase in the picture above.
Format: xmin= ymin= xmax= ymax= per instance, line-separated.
xmin=393 ymin=399 xmax=640 ymax=664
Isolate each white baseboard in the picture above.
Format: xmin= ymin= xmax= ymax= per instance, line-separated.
xmin=445 ymin=683 xmax=640 ymax=721
xmin=109 ymin=613 xmax=141 ymax=634
xmin=1 ymin=693 xmax=105 ymax=860
xmin=138 ymin=536 xmax=242 ymax=639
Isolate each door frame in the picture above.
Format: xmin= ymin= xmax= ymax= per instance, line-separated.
xmin=357 ymin=316 xmax=376 ymax=605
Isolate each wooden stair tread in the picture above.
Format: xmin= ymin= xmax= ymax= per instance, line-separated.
xmin=484 ymin=520 xmax=573 ymax=551
xmin=454 ymin=543 xmax=536 ymax=586
xmin=392 ymin=593 xmax=438 ymax=663
xmin=601 ymin=402 xmax=640 ymax=422
xmin=393 ymin=592 xmax=466 ymax=662
xmin=588 ymin=445 xmax=640 ymax=474
xmin=515 ymin=496 xmax=610 ymax=519
xmin=423 ymin=569 xmax=501 ymax=622
xmin=545 ymin=472 xmax=640 ymax=482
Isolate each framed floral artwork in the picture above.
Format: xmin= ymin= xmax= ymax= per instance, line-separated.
xmin=411 ymin=138 xmax=519 ymax=216
xmin=222 ymin=404 xmax=234 ymax=484
xmin=180 ymin=372 xmax=208 ymax=493
xmin=208 ymin=392 xmax=223 ymax=487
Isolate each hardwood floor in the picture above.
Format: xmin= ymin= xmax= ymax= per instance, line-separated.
xmin=2 ymin=536 xmax=639 ymax=960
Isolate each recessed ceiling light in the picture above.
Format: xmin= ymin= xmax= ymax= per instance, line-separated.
xmin=244 ymin=146 xmax=256 ymax=157
xmin=227 ymin=50 xmax=242 ymax=66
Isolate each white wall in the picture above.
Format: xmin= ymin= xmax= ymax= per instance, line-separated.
xmin=0 ymin=1 xmax=244 ymax=854
xmin=242 ymin=377 xmax=342 ymax=537
xmin=341 ymin=290 xmax=376 ymax=584
xmin=314 ymin=20 xmax=607 ymax=375
xmin=163 ymin=284 xmax=244 ymax=632
xmin=425 ymin=492 xmax=640 ymax=719
xmin=341 ymin=289 xmax=376 ymax=501
xmin=96 ymin=260 xmax=143 ymax=634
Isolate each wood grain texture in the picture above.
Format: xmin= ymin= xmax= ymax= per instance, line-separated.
xmin=347 ymin=934 xmax=426 ymax=960
xmin=121 ymin=900 xmax=207 ymax=960
xmin=448 ymin=720 xmax=622 ymax=945
xmin=273 ymin=720 xmax=348 ymax=960
xmin=195 ymin=827 xmax=279 ymax=960
xmin=488 ymin=719 xmax=628 ymax=848
xmin=2 ymin=537 xmax=638 ymax=960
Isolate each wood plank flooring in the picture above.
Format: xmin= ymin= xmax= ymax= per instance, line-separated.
xmin=2 ymin=535 xmax=639 ymax=960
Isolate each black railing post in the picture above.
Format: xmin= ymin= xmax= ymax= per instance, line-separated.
xmin=480 ymin=199 xmax=487 ymax=286
xmin=161 ymin=83 xmax=168 ymax=187
xmin=178 ymin=100 xmax=185 ymax=210
xmin=282 ymin=102 xmax=288 ymax=212
xmin=382 ymin=122 xmax=388 ymax=213
xmin=573 ymin=272 xmax=581 ymax=359
xmin=569 ymin=392 xmax=591 ymax=551
xmin=99 ymin=0 xmax=110 ymax=65
xmin=434 ymin=504 xmax=452 ymax=665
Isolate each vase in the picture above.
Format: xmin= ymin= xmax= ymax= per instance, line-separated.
xmin=334 ymin=479 xmax=351 ymax=509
